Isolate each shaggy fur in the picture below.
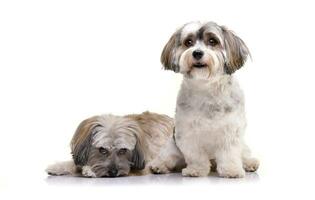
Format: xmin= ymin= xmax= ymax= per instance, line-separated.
xmin=46 ymin=111 xmax=174 ymax=177
xmin=150 ymin=21 xmax=259 ymax=178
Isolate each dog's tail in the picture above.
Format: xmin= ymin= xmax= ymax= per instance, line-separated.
xmin=46 ymin=160 xmax=79 ymax=176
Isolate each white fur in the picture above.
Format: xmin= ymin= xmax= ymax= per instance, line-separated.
xmin=151 ymin=76 xmax=259 ymax=177
xmin=81 ymin=166 xmax=97 ymax=177
xmin=180 ymin=21 xmax=202 ymax=39
xmin=46 ymin=160 xmax=77 ymax=176
xmin=177 ymin=76 xmax=246 ymax=177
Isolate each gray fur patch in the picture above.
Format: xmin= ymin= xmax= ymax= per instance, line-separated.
xmin=203 ymin=103 xmax=223 ymax=119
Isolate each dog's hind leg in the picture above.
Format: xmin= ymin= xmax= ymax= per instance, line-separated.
xmin=242 ymin=143 xmax=260 ymax=172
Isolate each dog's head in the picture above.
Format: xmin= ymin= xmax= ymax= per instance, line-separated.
xmin=71 ymin=115 xmax=145 ymax=177
xmin=161 ymin=21 xmax=250 ymax=79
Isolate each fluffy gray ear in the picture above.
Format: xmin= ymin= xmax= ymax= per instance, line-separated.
xmin=221 ymin=26 xmax=250 ymax=74
xmin=70 ymin=116 xmax=100 ymax=166
xmin=161 ymin=31 xmax=179 ymax=72
xmin=131 ymin=139 xmax=145 ymax=170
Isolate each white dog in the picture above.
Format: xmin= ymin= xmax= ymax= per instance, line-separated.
xmin=150 ymin=21 xmax=259 ymax=178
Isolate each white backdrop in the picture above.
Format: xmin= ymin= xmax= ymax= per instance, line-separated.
xmin=1 ymin=0 xmax=314 ymax=199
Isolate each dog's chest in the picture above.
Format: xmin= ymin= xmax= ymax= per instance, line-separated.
xmin=174 ymin=79 xmax=246 ymax=155
xmin=177 ymin=87 xmax=240 ymax=120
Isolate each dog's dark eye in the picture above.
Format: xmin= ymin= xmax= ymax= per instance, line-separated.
xmin=99 ymin=147 xmax=109 ymax=155
xmin=184 ymin=39 xmax=194 ymax=47
xmin=118 ymin=148 xmax=127 ymax=155
xmin=208 ymin=38 xmax=219 ymax=46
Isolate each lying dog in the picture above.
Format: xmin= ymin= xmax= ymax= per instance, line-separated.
xmin=150 ymin=21 xmax=259 ymax=178
xmin=46 ymin=111 xmax=174 ymax=177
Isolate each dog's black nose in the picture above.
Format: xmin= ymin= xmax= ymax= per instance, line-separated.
xmin=108 ymin=168 xmax=118 ymax=177
xmin=192 ymin=50 xmax=204 ymax=60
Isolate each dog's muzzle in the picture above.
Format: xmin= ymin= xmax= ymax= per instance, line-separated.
xmin=192 ymin=50 xmax=207 ymax=68
xmin=108 ymin=167 xmax=118 ymax=177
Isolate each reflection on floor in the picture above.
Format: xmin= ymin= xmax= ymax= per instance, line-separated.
xmin=45 ymin=172 xmax=259 ymax=186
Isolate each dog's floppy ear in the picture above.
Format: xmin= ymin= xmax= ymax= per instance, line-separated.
xmin=131 ymin=138 xmax=145 ymax=170
xmin=161 ymin=31 xmax=179 ymax=72
xmin=70 ymin=116 xmax=100 ymax=166
xmin=221 ymin=26 xmax=250 ymax=74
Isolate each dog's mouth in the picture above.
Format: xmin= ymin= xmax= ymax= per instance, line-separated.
xmin=101 ymin=173 xmax=126 ymax=178
xmin=192 ymin=62 xmax=207 ymax=68
xmin=99 ymin=170 xmax=129 ymax=178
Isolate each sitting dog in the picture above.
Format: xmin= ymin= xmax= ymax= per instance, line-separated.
xmin=46 ymin=111 xmax=174 ymax=177
xmin=150 ymin=21 xmax=259 ymax=178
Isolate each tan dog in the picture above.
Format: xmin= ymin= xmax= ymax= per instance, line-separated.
xmin=46 ymin=111 xmax=174 ymax=177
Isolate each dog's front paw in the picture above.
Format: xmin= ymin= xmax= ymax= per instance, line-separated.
xmin=149 ymin=159 xmax=171 ymax=174
xmin=46 ymin=163 xmax=69 ymax=176
xmin=182 ymin=167 xmax=209 ymax=177
xmin=81 ymin=166 xmax=97 ymax=178
xmin=217 ymin=165 xmax=245 ymax=178
xmin=243 ymin=158 xmax=259 ymax=172
xmin=46 ymin=167 xmax=67 ymax=176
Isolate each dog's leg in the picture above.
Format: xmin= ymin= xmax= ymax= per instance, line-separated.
xmin=149 ymin=138 xmax=185 ymax=174
xmin=215 ymin=145 xmax=245 ymax=178
xmin=81 ymin=166 xmax=97 ymax=178
xmin=242 ymin=143 xmax=260 ymax=172
xmin=177 ymin=137 xmax=210 ymax=177
xmin=46 ymin=160 xmax=78 ymax=176
xmin=181 ymin=156 xmax=210 ymax=177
